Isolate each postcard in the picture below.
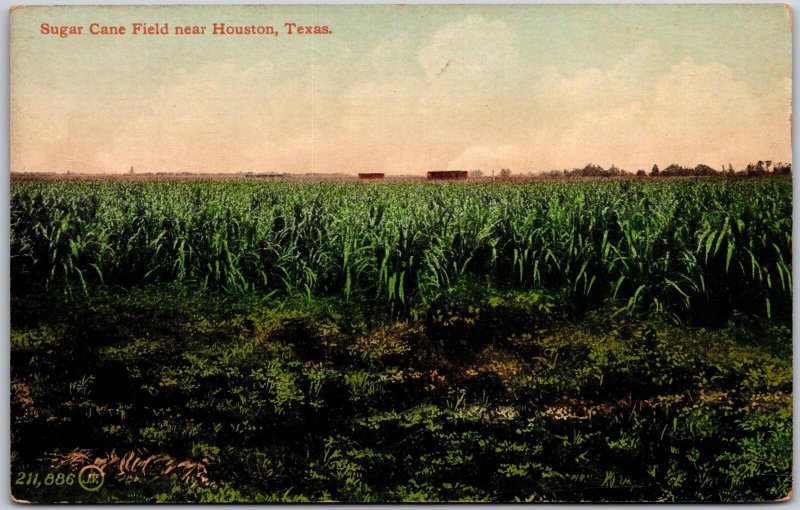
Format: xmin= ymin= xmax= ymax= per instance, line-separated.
xmin=9 ymin=4 xmax=792 ymax=503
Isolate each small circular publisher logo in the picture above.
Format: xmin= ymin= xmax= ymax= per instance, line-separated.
xmin=78 ymin=465 xmax=105 ymax=492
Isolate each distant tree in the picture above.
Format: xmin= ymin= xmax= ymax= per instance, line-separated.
xmin=727 ymin=164 xmax=735 ymax=174
xmin=694 ymin=164 xmax=717 ymax=176
xmin=651 ymin=164 xmax=660 ymax=176
xmin=471 ymin=169 xmax=483 ymax=178
xmin=662 ymin=164 xmax=688 ymax=176
xmin=579 ymin=164 xmax=605 ymax=177
xmin=746 ymin=162 xmax=768 ymax=176
xmin=636 ymin=169 xmax=646 ymax=177
xmin=500 ymin=168 xmax=512 ymax=178
xmin=773 ymin=162 xmax=792 ymax=175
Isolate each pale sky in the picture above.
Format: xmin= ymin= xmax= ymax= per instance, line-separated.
xmin=10 ymin=4 xmax=792 ymax=174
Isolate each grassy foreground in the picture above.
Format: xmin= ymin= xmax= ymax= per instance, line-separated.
xmin=10 ymin=179 xmax=792 ymax=502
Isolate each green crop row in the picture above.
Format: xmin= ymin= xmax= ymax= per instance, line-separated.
xmin=11 ymin=179 xmax=792 ymax=323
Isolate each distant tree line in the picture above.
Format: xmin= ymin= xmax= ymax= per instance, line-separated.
xmin=538 ymin=161 xmax=791 ymax=179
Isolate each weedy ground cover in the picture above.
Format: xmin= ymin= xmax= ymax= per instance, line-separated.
xmin=10 ymin=178 xmax=792 ymax=502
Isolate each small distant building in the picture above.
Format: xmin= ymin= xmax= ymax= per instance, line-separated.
xmin=427 ymin=170 xmax=468 ymax=181
xmin=358 ymin=173 xmax=385 ymax=180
